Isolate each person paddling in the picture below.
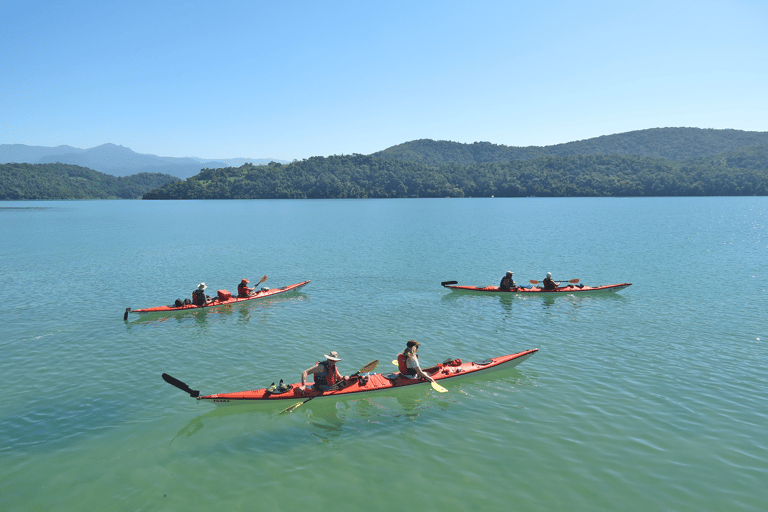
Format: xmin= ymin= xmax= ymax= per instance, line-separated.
xmin=300 ymin=351 xmax=347 ymax=394
xmin=397 ymin=340 xmax=437 ymax=384
xmin=237 ymin=278 xmax=254 ymax=297
xmin=192 ymin=283 xmax=209 ymax=306
xmin=542 ymin=272 xmax=559 ymax=290
xmin=499 ymin=271 xmax=516 ymax=291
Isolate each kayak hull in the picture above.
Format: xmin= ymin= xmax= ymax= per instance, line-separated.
xmin=196 ymin=349 xmax=538 ymax=409
xmin=445 ymin=283 xmax=631 ymax=294
xmin=126 ymin=280 xmax=310 ymax=318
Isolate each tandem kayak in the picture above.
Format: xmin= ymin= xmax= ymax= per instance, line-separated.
xmin=161 ymin=348 xmax=538 ymax=411
xmin=124 ymin=280 xmax=310 ymax=320
xmin=442 ymin=281 xmax=631 ymax=294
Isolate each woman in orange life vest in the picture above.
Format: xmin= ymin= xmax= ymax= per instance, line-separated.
xmin=237 ymin=279 xmax=254 ymax=297
xmin=397 ymin=340 xmax=437 ymax=384
xmin=300 ymin=351 xmax=348 ymax=393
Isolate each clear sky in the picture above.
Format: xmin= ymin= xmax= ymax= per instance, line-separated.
xmin=2 ymin=0 xmax=766 ymax=161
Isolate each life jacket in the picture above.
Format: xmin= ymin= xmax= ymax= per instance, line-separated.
xmin=397 ymin=353 xmax=408 ymax=374
xmin=313 ymin=361 xmax=338 ymax=387
xmin=192 ymin=289 xmax=206 ymax=306
xmin=399 ymin=353 xmax=417 ymax=376
xmin=237 ymin=284 xmax=250 ymax=297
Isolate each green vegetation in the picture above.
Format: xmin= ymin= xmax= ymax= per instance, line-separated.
xmin=144 ymin=145 xmax=768 ymax=199
xmin=373 ymin=128 xmax=768 ymax=165
xmin=6 ymin=129 xmax=767 ymax=200
xmin=0 ymin=163 xmax=180 ymax=200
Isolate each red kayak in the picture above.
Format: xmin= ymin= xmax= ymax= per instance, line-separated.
xmin=442 ymin=281 xmax=631 ymax=294
xmin=124 ymin=280 xmax=310 ymax=320
xmin=161 ymin=349 xmax=538 ymax=411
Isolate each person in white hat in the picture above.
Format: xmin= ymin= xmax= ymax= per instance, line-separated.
xmin=542 ymin=272 xmax=559 ymax=290
xmin=191 ymin=283 xmax=210 ymax=306
xmin=499 ymin=270 xmax=516 ymax=291
xmin=300 ymin=351 xmax=347 ymax=393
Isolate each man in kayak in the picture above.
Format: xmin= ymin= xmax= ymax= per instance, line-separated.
xmin=499 ymin=271 xmax=516 ymax=290
xmin=542 ymin=272 xmax=559 ymax=290
xmin=192 ymin=283 xmax=209 ymax=306
xmin=237 ymin=279 xmax=254 ymax=297
xmin=300 ymin=351 xmax=348 ymax=393
xmin=397 ymin=340 xmax=437 ymax=384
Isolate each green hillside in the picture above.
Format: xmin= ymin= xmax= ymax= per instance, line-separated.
xmin=1 ymin=163 xmax=180 ymax=200
xmin=374 ymin=128 xmax=768 ymax=166
xmin=143 ymin=146 xmax=768 ymax=199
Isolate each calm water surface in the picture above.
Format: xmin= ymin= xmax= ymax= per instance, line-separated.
xmin=1 ymin=197 xmax=766 ymax=511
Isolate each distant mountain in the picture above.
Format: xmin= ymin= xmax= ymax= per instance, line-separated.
xmin=0 ymin=143 xmax=288 ymax=179
xmin=373 ymin=128 xmax=768 ymax=166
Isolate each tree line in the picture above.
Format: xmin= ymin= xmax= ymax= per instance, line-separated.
xmin=142 ymin=146 xmax=768 ymax=199
xmin=0 ymin=163 xmax=180 ymax=200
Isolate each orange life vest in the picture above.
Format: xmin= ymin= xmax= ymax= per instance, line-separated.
xmin=397 ymin=353 xmax=408 ymax=374
xmin=313 ymin=361 xmax=338 ymax=387
xmin=398 ymin=353 xmax=417 ymax=376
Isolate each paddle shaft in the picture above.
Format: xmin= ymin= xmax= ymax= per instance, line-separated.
xmin=390 ymin=360 xmax=446 ymax=392
xmin=281 ymin=360 xmax=379 ymax=414
xmin=248 ymin=275 xmax=268 ymax=295
xmin=529 ymin=278 xmax=579 ymax=285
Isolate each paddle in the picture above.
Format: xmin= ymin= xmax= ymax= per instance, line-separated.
xmin=431 ymin=381 xmax=448 ymax=393
xmin=441 ymin=281 xmax=458 ymax=287
xmin=249 ymin=275 xmax=268 ymax=295
xmin=529 ymin=278 xmax=579 ymax=285
xmin=162 ymin=373 xmax=200 ymax=398
xmin=280 ymin=359 xmax=379 ymax=414
xmin=390 ymin=361 xmax=447 ymax=393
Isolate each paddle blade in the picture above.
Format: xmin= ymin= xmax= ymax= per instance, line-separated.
xmin=259 ymin=275 xmax=267 ymax=284
xmin=431 ymin=381 xmax=448 ymax=393
xmin=441 ymin=281 xmax=458 ymax=286
xmin=391 ymin=360 xmax=398 ymax=366
xmin=358 ymin=359 xmax=379 ymax=374
xmin=529 ymin=279 xmax=540 ymax=284
xmin=568 ymin=278 xmax=579 ymax=283
xmin=162 ymin=373 xmax=200 ymax=398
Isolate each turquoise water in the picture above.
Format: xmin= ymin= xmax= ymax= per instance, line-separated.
xmin=1 ymin=197 xmax=766 ymax=511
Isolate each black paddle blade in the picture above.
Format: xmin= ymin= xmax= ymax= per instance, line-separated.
xmin=162 ymin=373 xmax=200 ymax=398
xmin=441 ymin=281 xmax=458 ymax=286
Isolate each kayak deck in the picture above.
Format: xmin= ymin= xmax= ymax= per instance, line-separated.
xmin=446 ymin=283 xmax=632 ymax=294
xmin=125 ymin=280 xmax=310 ymax=318
xmin=197 ymin=349 xmax=537 ymax=407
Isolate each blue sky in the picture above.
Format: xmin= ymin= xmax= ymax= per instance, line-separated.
xmin=2 ymin=0 xmax=766 ymax=161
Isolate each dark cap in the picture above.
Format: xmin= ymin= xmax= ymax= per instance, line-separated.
xmin=406 ymin=340 xmax=421 ymax=347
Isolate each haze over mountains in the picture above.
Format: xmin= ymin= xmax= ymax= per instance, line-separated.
xmin=0 ymin=143 xmax=288 ymax=179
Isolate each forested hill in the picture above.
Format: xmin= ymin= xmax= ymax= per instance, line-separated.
xmin=373 ymin=128 xmax=768 ymax=167
xmin=142 ymin=144 xmax=768 ymax=199
xmin=1 ymin=163 xmax=180 ymax=200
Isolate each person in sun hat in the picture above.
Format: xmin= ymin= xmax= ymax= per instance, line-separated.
xmin=300 ymin=351 xmax=347 ymax=393
xmin=397 ymin=340 xmax=437 ymax=384
xmin=237 ymin=278 xmax=254 ymax=297
xmin=191 ymin=283 xmax=210 ymax=306
xmin=499 ymin=270 xmax=516 ymax=291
